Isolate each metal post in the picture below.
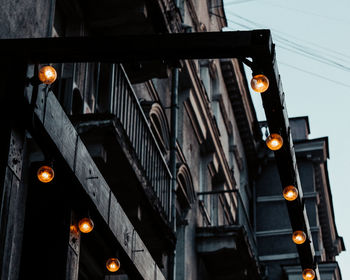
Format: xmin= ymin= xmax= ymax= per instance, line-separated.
xmin=169 ymin=67 xmax=179 ymax=280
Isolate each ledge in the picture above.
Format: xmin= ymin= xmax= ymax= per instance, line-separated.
xmin=196 ymin=225 xmax=261 ymax=280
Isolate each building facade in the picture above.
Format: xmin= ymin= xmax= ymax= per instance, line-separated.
xmin=0 ymin=0 xmax=344 ymax=280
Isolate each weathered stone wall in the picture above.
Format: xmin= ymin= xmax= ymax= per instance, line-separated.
xmin=0 ymin=0 xmax=52 ymax=38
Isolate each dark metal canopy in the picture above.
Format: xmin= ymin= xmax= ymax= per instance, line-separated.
xmin=0 ymin=30 xmax=271 ymax=63
xmin=0 ymin=29 xmax=319 ymax=279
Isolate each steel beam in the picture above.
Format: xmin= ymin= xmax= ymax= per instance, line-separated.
xmin=0 ymin=30 xmax=272 ymax=63
xmin=0 ymin=29 xmax=319 ymax=279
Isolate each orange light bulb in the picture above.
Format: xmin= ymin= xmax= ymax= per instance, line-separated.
xmin=266 ymin=133 xmax=283 ymax=151
xmin=283 ymin=185 xmax=299 ymax=201
xmin=251 ymin=74 xmax=269 ymax=93
xmin=302 ymin=268 xmax=315 ymax=280
xmin=38 ymin=65 xmax=57 ymax=84
xmin=292 ymin=230 xmax=307 ymax=245
xmin=78 ymin=218 xmax=94 ymax=233
xmin=106 ymin=258 xmax=120 ymax=272
xmin=37 ymin=165 xmax=54 ymax=183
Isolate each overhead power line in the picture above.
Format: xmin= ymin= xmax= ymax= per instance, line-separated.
xmin=222 ymin=21 xmax=350 ymax=88
xmin=224 ymin=11 xmax=350 ymax=73
xmin=225 ymin=0 xmax=257 ymax=6
xmin=279 ymin=61 xmax=350 ymax=89
xmin=225 ymin=10 xmax=350 ymax=61
xmin=262 ymin=1 xmax=350 ymax=24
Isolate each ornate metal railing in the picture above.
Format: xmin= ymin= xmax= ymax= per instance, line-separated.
xmin=197 ymin=189 xmax=258 ymax=257
xmin=55 ymin=62 xmax=172 ymax=222
xmin=111 ymin=64 xmax=172 ymax=221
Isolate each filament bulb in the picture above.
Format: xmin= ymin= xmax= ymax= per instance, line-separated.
xmin=106 ymin=258 xmax=120 ymax=272
xmin=251 ymin=74 xmax=269 ymax=93
xmin=37 ymin=165 xmax=54 ymax=183
xmin=283 ymin=185 xmax=298 ymax=201
xmin=292 ymin=231 xmax=307 ymax=244
xmin=266 ymin=133 xmax=283 ymax=151
xmin=78 ymin=218 xmax=94 ymax=233
xmin=38 ymin=65 xmax=57 ymax=84
xmin=302 ymin=269 xmax=315 ymax=280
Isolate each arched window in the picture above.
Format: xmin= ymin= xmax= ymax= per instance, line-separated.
xmin=177 ymin=163 xmax=196 ymax=210
xmin=149 ymin=103 xmax=170 ymax=157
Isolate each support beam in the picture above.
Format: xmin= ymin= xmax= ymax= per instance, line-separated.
xmin=0 ymin=30 xmax=272 ymax=63
xmin=65 ymin=212 xmax=81 ymax=280
xmin=257 ymin=45 xmax=319 ymax=277
xmin=0 ymin=62 xmax=29 ymax=280
xmin=0 ymin=29 xmax=320 ymax=279
xmin=24 ymin=66 xmax=166 ymax=280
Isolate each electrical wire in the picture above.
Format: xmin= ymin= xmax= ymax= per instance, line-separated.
xmin=277 ymin=45 xmax=350 ymax=72
xmin=223 ymin=24 xmax=350 ymax=87
xmin=262 ymin=0 xmax=350 ymax=24
xmin=225 ymin=11 xmax=350 ymax=62
xmin=279 ymin=61 xmax=350 ymax=88
xmin=225 ymin=0 xmax=257 ymax=6
xmin=212 ymin=9 xmax=350 ymax=87
xmin=224 ymin=12 xmax=350 ymax=73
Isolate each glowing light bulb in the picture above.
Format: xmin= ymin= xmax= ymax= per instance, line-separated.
xmin=251 ymin=74 xmax=269 ymax=93
xmin=266 ymin=133 xmax=283 ymax=151
xmin=78 ymin=218 xmax=94 ymax=233
xmin=292 ymin=231 xmax=307 ymax=245
xmin=106 ymin=258 xmax=120 ymax=272
xmin=302 ymin=268 xmax=315 ymax=280
xmin=283 ymin=185 xmax=299 ymax=201
xmin=37 ymin=165 xmax=54 ymax=183
xmin=38 ymin=66 xmax=57 ymax=84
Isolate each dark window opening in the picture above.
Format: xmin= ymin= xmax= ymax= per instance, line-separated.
xmin=72 ymin=88 xmax=83 ymax=115
xmin=150 ymin=113 xmax=167 ymax=154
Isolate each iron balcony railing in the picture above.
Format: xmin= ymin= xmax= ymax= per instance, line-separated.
xmin=197 ymin=189 xmax=258 ymax=258
xmin=54 ymin=62 xmax=172 ymax=222
xmin=111 ymin=64 xmax=172 ymax=221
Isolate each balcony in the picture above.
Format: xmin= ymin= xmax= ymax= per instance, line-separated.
xmin=196 ymin=190 xmax=261 ymax=279
xmin=53 ymin=62 xmax=174 ymax=261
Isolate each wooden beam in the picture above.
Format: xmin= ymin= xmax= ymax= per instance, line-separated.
xmin=0 ymin=30 xmax=272 ymax=63
xmin=0 ymin=28 xmax=320 ymax=278
xmin=26 ymin=73 xmax=166 ymax=280
xmin=258 ymin=46 xmax=319 ymax=277
xmin=65 ymin=212 xmax=81 ymax=280
xmin=0 ymin=62 xmax=29 ymax=280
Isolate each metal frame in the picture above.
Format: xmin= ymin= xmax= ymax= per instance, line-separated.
xmin=0 ymin=29 xmax=319 ymax=279
xmin=0 ymin=30 xmax=271 ymax=63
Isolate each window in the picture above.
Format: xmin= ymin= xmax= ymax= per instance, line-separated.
xmin=149 ymin=103 xmax=170 ymax=158
xmin=177 ymin=163 xmax=196 ymax=210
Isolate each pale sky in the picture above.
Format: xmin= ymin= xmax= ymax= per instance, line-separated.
xmin=223 ymin=0 xmax=350 ymax=278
